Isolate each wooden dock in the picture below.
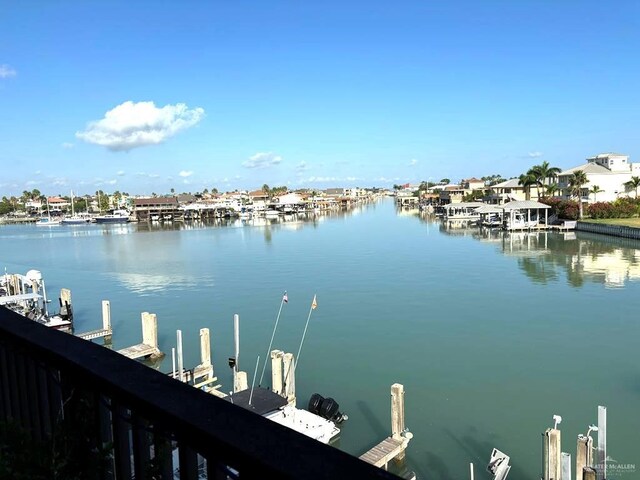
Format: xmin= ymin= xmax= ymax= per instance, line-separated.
xmin=360 ymin=437 xmax=408 ymax=468
xmin=118 ymin=342 xmax=159 ymax=359
xmin=359 ymin=383 xmax=412 ymax=471
xmin=116 ymin=312 xmax=162 ymax=360
xmin=76 ymin=300 xmax=113 ymax=342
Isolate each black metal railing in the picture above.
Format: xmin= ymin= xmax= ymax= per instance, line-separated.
xmin=0 ymin=306 xmax=398 ymax=479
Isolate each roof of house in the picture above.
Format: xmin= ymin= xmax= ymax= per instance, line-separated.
xmin=491 ymin=179 xmax=524 ymax=189
xmin=249 ymin=190 xmax=269 ymax=197
xmin=463 ymin=177 xmax=483 ymax=183
xmin=501 ymin=200 xmax=551 ymax=210
xmin=558 ymin=163 xmax=614 ymax=176
xmin=133 ymin=197 xmax=179 ymax=205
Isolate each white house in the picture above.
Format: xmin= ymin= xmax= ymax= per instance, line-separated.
xmin=557 ymin=153 xmax=640 ymax=202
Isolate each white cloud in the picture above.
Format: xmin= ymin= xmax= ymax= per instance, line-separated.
xmin=242 ymin=152 xmax=282 ymax=169
xmin=116 ymin=170 xmax=125 ymax=176
xmin=295 ymin=161 xmax=310 ymax=173
xmin=25 ymin=180 xmax=41 ymax=186
xmin=179 ymin=170 xmax=193 ymax=177
xmin=76 ymin=101 xmax=205 ymax=151
xmin=106 ymin=179 xmax=117 ymax=185
xmin=528 ymin=151 xmax=543 ymax=158
xmin=0 ymin=64 xmax=16 ymax=78
xmin=34 ymin=170 xmax=41 ymax=175
xmin=61 ymin=142 xmax=74 ymax=149
xmin=408 ymin=159 xmax=418 ymax=166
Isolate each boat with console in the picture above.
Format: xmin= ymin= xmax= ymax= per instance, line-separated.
xmin=0 ymin=269 xmax=73 ymax=331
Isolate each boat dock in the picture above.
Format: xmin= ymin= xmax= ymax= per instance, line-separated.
xmin=116 ymin=311 xmax=162 ymax=360
xmin=359 ymin=384 xmax=413 ymax=471
xmin=76 ymin=300 xmax=113 ymax=341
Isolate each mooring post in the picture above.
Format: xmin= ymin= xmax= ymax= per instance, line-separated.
xmin=177 ymin=329 xmax=184 ymax=382
xmin=561 ymin=452 xmax=572 ymax=480
xmin=270 ymin=350 xmax=284 ymax=396
xmin=576 ymin=435 xmax=593 ymax=480
xmin=583 ymin=466 xmax=597 ymax=480
xmin=101 ymin=300 xmax=112 ymax=343
xmin=102 ymin=300 xmax=111 ymax=331
xmin=542 ymin=428 xmax=561 ymax=480
xmin=200 ymin=328 xmax=211 ymax=367
xmin=391 ymin=383 xmax=406 ymax=461
xmin=142 ymin=312 xmax=160 ymax=358
xmin=596 ymin=406 xmax=607 ymax=480
xmin=469 ymin=463 xmax=474 ymax=480
xmin=283 ymin=353 xmax=296 ymax=406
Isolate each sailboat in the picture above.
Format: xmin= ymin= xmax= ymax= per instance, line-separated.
xmin=61 ymin=190 xmax=90 ymax=225
xmin=35 ymin=198 xmax=61 ymax=226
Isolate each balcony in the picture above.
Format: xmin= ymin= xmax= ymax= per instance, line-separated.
xmin=0 ymin=305 xmax=399 ymax=479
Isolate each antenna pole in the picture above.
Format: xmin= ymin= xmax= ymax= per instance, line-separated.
xmin=249 ymin=356 xmax=260 ymax=406
xmin=259 ymin=292 xmax=286 ymax=386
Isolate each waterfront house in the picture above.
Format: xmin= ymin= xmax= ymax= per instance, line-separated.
xmin=487 ymin=178 xmax=531 ymax=203
xmin=557 ymin=153 xmax=640 ymax=203
xmin=47 ymin=196 xmax=70 ymax=213
xmin=438 ymin=185 xmax=465 ymax=204
xmin=501 ymin=200 xmax=551 ymax=230
xmin=462 ymin=177 xmax=485 ymax=191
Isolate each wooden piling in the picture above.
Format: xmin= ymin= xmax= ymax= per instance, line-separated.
xmin=200 ymin=328 xmax=211 ymax=367
xmin=391 ymin=383 xmax=406 ymax=461
xmin=142 ymin=312 xmax=158 ymax=351
xmin=576 ymin=435 xmax=593 ymax=480
xmin=542 ymin=428 xmax=561 ymax=480
xmin=102 ymin=300 xmax=112 ymax=342
xmin=583 ymin=467 xmax=597 ymax=480
xmin=283 ymin=353 xmax=296 ymax=406
xmin=270 ymin=350 xmax=284 ymax=396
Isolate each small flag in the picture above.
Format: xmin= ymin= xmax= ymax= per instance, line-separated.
xmin=311 ymin=294 xmax=317 ymax=310
xmin=283 ymin=291 xmax=288 ymax=303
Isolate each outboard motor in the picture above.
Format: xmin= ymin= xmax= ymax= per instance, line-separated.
xmin=308 ymin=393 xmax=348 ymax=423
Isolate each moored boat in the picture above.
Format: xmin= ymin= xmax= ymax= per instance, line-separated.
xmin=0 ymin=269 xmax=73 ymax=332
xmin=95 ymin=209 xmax=130 ymax=224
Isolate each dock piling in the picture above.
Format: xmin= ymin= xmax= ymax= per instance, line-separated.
xmin=561 ymin=453 xmax=572 ymax=480
xmin=542 ymin=428 xmax=561 ymax=480
xmin=596 ymin=406 xmax=607 ymax=480
xmin=576 ymin=435 xmax=593 ymax=480
xmin=270 ymin=350 xmax=284 ymax=396
xmin=283 ymin=353 xmax=296 ymax=406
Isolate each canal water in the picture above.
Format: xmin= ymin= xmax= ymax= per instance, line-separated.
xmin=1 ymin=199 xmax=638 ymax=479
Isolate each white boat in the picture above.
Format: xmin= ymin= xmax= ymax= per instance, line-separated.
xmin=227 ymin=388 xmax=341 ymax=444
xmin=505 ymin=212 xmax=538 ymax=230
xmin=95 ymin=209 xmax=130 ymax=224
xmin=265 ymin=209 xmax=280 ymax=218
xmin=61 ymin=190 xmax=90 ymax=225
xmin=0 ymin=269 xmax=73 ymax=332
xmin=36 ymin=198 xmax=62 ymax=226
xmin=35 ymin=216 xmax=62 ymax=226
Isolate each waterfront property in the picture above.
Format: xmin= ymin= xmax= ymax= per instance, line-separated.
xmin=0 ymin=305 xmax=399 ymax=479
xmin=557 ymin=152 xmax=640 ymax=203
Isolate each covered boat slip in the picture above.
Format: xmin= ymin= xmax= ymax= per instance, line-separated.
xmin=456 ymin=200 xmax=552 ymax=230
xmin=443 ymin=201 xmax=485 ymax=220
xmin=501 ymin=200 xmax=551 ymax=230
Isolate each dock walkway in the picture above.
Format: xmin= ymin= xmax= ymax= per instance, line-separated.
xmin=360 ymin=437 xmax=407 ymax=468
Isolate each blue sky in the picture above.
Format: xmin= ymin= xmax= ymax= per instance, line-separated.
xmin=1 ymin=1 xmax=639 ymax=196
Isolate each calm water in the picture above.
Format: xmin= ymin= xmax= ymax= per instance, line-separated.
xmin=1 ymin=200 xmax=639 ymax=479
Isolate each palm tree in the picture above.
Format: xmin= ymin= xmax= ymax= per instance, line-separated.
xmin=568 ymin=170 xmax=588 ymax=219
xmin=545 ymin=183 xmax=560 ymax=197
xmin=589 ymin=185 xmax=603 ymax=202
xmin=518 ymin=173 xmax=537 ymax=200
xmin=624 ymin=176 xmax=640 ymax=198
xmin=525 ymin=167 xmax=544 ymax=199
xmin=536 ymin=161 xmax=562 ymax=186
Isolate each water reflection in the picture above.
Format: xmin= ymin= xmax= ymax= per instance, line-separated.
xmin=408 ymin=210 xmax=640 ymax=288
xmin=474 ymin=228 xmax=640 ymax=288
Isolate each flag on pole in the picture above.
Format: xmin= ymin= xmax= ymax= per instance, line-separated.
xmin=311 ymin=294 xmax=317 ymax=310
xmin=283 ymin=291 xmax=288 ymax=303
